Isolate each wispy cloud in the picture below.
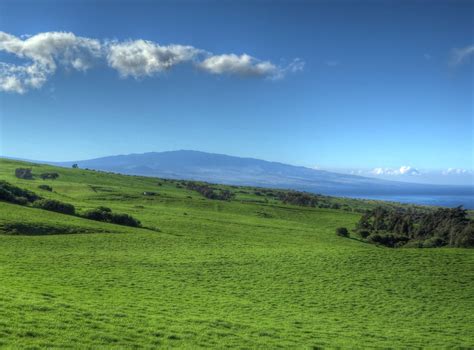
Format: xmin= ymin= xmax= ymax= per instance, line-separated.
xmin=442 ymin=168 xmax=472 ymax=175
xmin=0 ymin=31 xmax=304 ymax=94
xmin=450 ymin=44 xmax=474 ymax=66
xmin=0 ymin=31 xmax=101 ymax=93
xmin=106 ymin=39 xmax=201 ymax=78
xmin=198 ymin=54 xmax=304 ymax=80
xmin=325 ymin=60 xmax=340 ymax=67
xmin=371 ymin=165 xmax=420 ymax=176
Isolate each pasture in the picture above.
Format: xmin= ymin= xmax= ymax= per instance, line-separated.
xmin=0 ymin=159 xmax=473 ymax=348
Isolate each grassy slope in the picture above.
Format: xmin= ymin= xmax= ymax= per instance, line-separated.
xmin=0 ymin=158 xmax=473 ymax=348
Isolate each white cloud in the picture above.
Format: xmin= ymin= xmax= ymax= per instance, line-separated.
xmin=371 ymin=166 xmax=420 ymax=176
xmin=398 ymin=165 xmax=420 ymax=175
xmin=0 ymin=31 xmax=101 ymax=93
xmin=106 ymin=40 xmax=201 ymax=78
xmin=442 ymin=168 xmax=472 ymax=175
xmin=450 ymin=44 xmax=474 ymax=66
xmin=0 ymin=31 xmax=303 ymax=93
xmin=198 ymin=54 xmax=304 ymax=79
xmin=198 ymin=53 xmax=278 ymax=78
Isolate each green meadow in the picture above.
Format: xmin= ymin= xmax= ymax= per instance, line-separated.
xmin=0 ymin=158 xmax=473 ymax=348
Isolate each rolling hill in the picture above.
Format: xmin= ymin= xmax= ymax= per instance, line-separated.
xmin=0 ymin=157 xmax=473 ymax=348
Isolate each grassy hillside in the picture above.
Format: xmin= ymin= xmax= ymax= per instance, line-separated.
xmin=0 ymin=158 xmax=473 ymax=348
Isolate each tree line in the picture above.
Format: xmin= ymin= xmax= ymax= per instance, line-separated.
xmin=0 ymin=180 xmax=140 ymax=228
xmin=355 ymin=206 xmax=473 ymax=248
xmin=185 ymin=181 xmax=235 ymax=201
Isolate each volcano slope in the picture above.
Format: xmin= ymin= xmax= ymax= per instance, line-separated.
xmin=0 ymin=158 xmax=473 ymax=348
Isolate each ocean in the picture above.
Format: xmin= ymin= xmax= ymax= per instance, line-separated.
xmin=348 ymin=194 xmax=474 ymax=209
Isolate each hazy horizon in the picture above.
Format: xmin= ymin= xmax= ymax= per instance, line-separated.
xmin=2 ymin=148 xmax=472 ymax=187
xmin=1 ymin=1 xmax=473 ymax=187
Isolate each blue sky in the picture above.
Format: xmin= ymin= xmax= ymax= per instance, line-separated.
xmin=0 ymin=0 xmax=473 ymax=185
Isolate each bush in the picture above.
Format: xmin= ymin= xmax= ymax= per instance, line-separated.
xmin=279 ymin=191 xmax=318 ymax=207
xmin=40 ymin=172 xmax=59 ymax=180
xmin=452 ymin=223 xmax=474 ymax=247
xmin=33 ymin=199 xmax=75 ymax=215
xmin=368 ymin=233 xmax=409 ymax=248
xmin=0 ymin=180 xmax=40 ymax=204
xmin=421 ymin=236 xmax=446 ymax=248
xmin=83 ymin=208 xmax=111 ymax=222
xmin=96 ymin=206 xmax=112 ymax=212
xmin=143 ymin=191 xmax=157 ymax=196
xmin=38 ymin=185 xmax=53 ymax=192
xmin=359 ymin=230 xmax=370 ymax=239
xmin=15 ymin=168 xmax=33 ymax=179
xmin=336 ymin=227 xmax=349 ymax=237
xmin=109 ymin=213 xmax=141 ymax=227
xmin=82 ymin=207 xmax=141 ymax=227
xmin=186 ymin=182 xmax=235 ymax=201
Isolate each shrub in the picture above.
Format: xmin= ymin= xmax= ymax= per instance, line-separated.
xmin=96 ymin=206 xmax=112 ymax=212
xmin=33 ymin=199 xmax=75 ymax=215
xmin=143 ymin=191 xmax=157 ymax=196
xmin=186 ymin=182 xmax=235 ymax=201
xmin=368 ymin=233 xmax=409 ymax=248
xmin=38 ymin=184 xmax=53 ymax=192
xmin=0 ymin=180 xmax=40 ymax=204
xmin=40 ymin=172 xmax=59 ymax=180
xmin=453 ymin=223 xmax=474 ymax=247
xmin=279 ymin=191 xmax=318 ymax=207
xmin=422 ymin=236 xmax=446 ymax=248
xmin=109 ymin=213 xmax=141 ymax=227
xmin=82 ymin=207 xmax=141 ymax=227
xmin=83 ymin=208 xmax=111 ymax=222
xmin=15 ymin=168 xmax=33 ymax=179
xmin=359 ymin=230 xmax=370 ymax=239
xmin=336 ymin=227 xmax=349 ymax=237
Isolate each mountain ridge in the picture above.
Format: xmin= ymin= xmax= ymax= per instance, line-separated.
xmin=40 ymin=150 xmax=473 ymax=198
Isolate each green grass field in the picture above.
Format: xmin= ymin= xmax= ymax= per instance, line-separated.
xmin=0 ymin=158 xmax=473 ymax=348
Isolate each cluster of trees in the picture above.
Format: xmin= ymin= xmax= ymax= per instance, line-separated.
xmin=82 ymin=206 xmax=141 ymax=227
xmin=38 ymin=184 xmax=53 ymax=192
xmin=15 ymin=168 xmax=33 ymax=180
xmin=276 ymin=190 xmax=342 ymax=210
xmin=278 ymin=191 xmax=319 ymax=207
xmin=0 ymin=180 xmax=40 ymax=205
xmin=33 ymin=199 xmax=76 ymax=215
xmin=15 ymin=168 xmax=60 ymax=180
xmin=356 ymin=206 xmax=473 ymax=248
xmin=0 ymin=180 xmax=141 ymax=229
xmin=40 ymin=172 xmax=60 ymax=180
xmin=186 ymin=182 xmax=234 ymax=201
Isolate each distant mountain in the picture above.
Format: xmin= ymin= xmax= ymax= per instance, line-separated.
xmin=51 ymin=150 xmax=473 ymax=198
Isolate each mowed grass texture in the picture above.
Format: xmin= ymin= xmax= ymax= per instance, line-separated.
xmin=0 ymin=159 xmax=473 ymax=348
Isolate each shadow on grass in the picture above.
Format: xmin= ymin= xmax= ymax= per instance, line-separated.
xmin=0 ymin=223 xmax=104 ymax=236
xmin=346 ymin=236 xmax=373 ymax=245
xmin=141 ymin=226 xmax=184 ymax=237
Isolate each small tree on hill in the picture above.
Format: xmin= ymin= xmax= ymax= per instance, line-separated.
xmin=40 ymin=172 xmax=59 ymax=180
xmin=336 ymin=227 xmax=349 ymax=237
xmin=15 ymin=168 xmax=33 ymax=179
